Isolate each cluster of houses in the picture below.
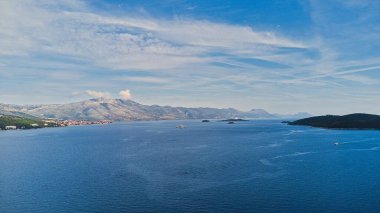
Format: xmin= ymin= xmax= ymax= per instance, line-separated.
xmin=2 ymin=120 xmax=112 ymax=131
xmin=4 ymin=123 xmax=40 ymax=130
xmin=55 ymin=119 xmax=113 ymax=127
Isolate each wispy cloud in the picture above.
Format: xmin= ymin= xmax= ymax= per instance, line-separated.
xmin=1 ymin=0 xmax=380 ymax=114
xmin=122 ymin=77 xmax=168 ymax=84
xmin=85 ymin=90 xmax=112 ymax=99
xmin=0 ymin=0 xmax=307 ymax=71
xmin=340 ymin=74 xmax=378 ymax=85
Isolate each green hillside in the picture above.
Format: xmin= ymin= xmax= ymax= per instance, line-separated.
xmin=289 ymin=113 xmax=380 ymax=130
xmin=0 ymin=115 xmax=50 ymax=130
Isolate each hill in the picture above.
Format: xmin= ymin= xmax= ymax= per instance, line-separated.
xmin=289 ymin=113 xmax=380 ymax=130
xmin=0 ymin=115 xmax=47 ymax=130
xmin=0 ymin=98 xmax=311 ymax=121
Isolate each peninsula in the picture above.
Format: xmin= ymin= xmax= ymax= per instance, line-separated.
xmin=288 ymin=113 xmax=380 ymax=130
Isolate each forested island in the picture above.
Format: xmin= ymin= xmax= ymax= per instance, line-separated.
xmin=288 ymin=113 xmax=380 ymax=130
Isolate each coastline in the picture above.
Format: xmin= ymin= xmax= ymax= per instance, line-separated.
xmin=0 ymin=119 xmax=113 ymax=131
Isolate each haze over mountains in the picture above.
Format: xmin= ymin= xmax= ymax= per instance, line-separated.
xmin=0 ymin=98 xmax=311 ymax=121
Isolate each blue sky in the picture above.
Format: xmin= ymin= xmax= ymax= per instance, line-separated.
xmin=0 ymin=0 xmax=380 ymax=114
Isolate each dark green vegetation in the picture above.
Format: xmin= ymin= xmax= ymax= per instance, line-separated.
xmin=0 ymin=115 xmax=52 ymax=130
xmin=289 ymin=113 xmax=380 ymax=130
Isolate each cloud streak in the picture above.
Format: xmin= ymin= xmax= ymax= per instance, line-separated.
xmin=0 ymin=0 xmax=307 ymax=71
xmin=1 ymin=0 xmax=380 ymax=115
xmin=85 ymin=90 xmax=112 ymax=99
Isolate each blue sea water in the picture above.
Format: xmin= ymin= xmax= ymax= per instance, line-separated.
xmin=1 ymin=120 xmax=380 ymax=212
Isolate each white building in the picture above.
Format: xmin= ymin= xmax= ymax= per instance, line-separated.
xmin=5 ymin=126 xmax=17 ymax=130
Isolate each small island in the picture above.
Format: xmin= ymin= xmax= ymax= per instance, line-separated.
xmin=288 ymin=113 xmax=380 ymax=130
xmin=221 ymin=118 xmax=249 ymax=122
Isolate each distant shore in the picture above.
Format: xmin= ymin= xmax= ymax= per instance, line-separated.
xmin=0 ymin=115 xmax=112 ymax=131
xmin=54 ymin=119 xmax=113 ymax=127
xmin=288 ymin=113 xmax=380 ymax=130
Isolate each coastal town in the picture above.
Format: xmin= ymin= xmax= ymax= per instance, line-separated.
xmin=0 ymin=114 xmax=113 ymax=131
xmin=54 ymin=119 xmax=113 ymax=127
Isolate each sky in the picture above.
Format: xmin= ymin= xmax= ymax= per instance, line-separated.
xmin=0 ymin=0 xmax=380 ymax=115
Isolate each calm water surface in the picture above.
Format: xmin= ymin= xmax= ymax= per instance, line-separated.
xmin=1 ymin=120 xmax=380 ymax=212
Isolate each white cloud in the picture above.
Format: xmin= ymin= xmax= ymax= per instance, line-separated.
xmin=85 ymin=90 xmax=112 ymax=99
xmin=119 ymin=89 xmax=132 ymax=99
xmin=155 ymin=20 xmax=305 ymax=49
xmin=0 ymin=0 xmax=307 ymax=71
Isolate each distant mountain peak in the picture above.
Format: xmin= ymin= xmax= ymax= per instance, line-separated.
xmin=87 ymin=98 xmax=137 ymax=105
xmin=249 ymin=109 xmax=270 ymax=114
xmin=89 ymin=97 xmax=115 ymax=103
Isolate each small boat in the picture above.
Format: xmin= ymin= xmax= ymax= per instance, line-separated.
xmin=334 ymin=142 xmax=340 ymax=146
xmin=227 ymin=121 xmax=235 ymax=124
xmin=176 ymin=124 xmax=186 ymax=129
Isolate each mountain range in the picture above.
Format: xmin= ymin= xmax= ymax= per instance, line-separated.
xmin=0 ymin=98 xmax=312 ymax=121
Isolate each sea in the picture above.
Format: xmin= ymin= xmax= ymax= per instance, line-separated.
xmin=1 ymin=120 xmax=380 ymax=212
